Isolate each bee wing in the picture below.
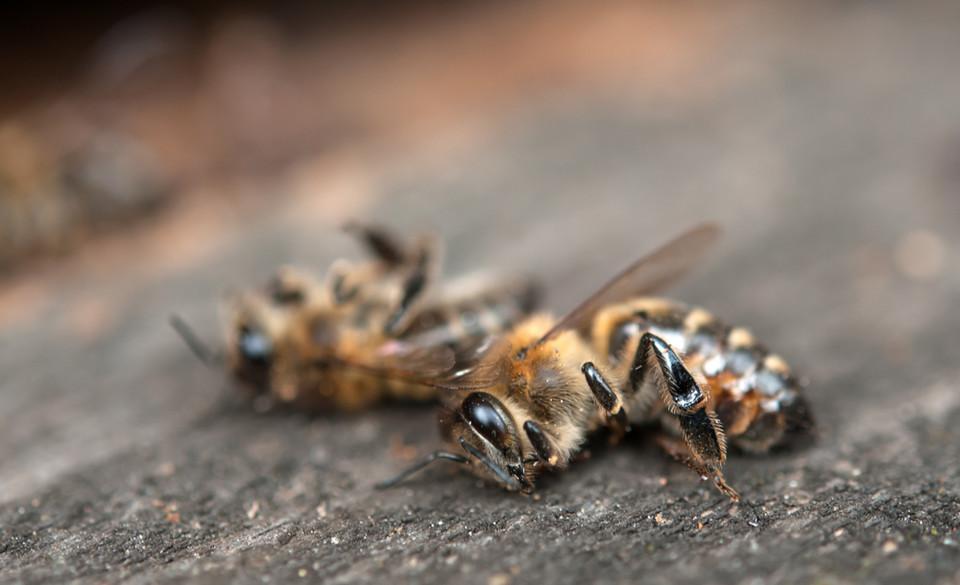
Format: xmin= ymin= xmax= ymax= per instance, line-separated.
xmin=433 ymin=353 xmax=506 ymax=392
xmin=326 ymin=338 xmax=504 ymax=393
xmin=386 ymin=335 xmax=507 ymax=392
xmin=373 ymin=341 xmax=458 ymax=376
xmin=323 ymin=341 xmax=455 ymax=381
xmin=537 ymin=223 xmax=721 ymax=346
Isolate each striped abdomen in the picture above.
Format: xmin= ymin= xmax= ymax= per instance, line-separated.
xmin=592 ymin=298 xmax=813 ymax=452
xmin=298 ymin=275 xmax=540 ymax=409
xmin=398 ymin=275 xmax=540 ymax=358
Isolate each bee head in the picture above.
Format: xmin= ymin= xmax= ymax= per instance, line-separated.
xmin=446 ymin=391 xmax=530 ymax=492
xmin=230 ymin=319 xmax=274 ymax=393
xmin=223 ymin=276 xmax=309 ymax=397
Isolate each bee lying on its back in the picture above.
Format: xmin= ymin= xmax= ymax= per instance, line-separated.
xmin=591 ymin=298 xmax=812 ymax=456
xmin=173 ymin=224 xmax=539 ymax=411
xmin=378 ymin=224 xmax=813 ymax=500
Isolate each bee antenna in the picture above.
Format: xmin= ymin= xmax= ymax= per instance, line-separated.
xmin=457 ymin=437 xmax=522 ymax=490
xmin=374 ymin=450 xmax=468 ymax=489
xmin=169 ymin=314 xmax=222 ymax=368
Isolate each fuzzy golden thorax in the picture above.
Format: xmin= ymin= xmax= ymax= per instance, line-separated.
xmin=444 ymin=314 xmax=618 ymax=490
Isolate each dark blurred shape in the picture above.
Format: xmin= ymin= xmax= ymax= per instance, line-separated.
xmin=0 ymin=0 xmax=475 ymax=274
xmin=86 ymin=6 xmax=194 ymax=92
xmin=0 ymin=4 xmax=196 ymax=274
xmin=0 ymin=116 xmax=171 ymax=274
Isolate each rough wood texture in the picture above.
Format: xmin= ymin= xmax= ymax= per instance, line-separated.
xmin=2 ymin=2 xmax=959 ymax=584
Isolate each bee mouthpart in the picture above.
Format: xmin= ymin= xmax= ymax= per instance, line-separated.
xmin=458 ymin=437 xmax=523 ymax=491
xmin=509 ymin=464 xmax=534 ymax=494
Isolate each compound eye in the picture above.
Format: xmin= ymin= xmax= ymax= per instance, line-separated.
xmin=461 ymin=392 xmax=509 ymax=452
xmin=238 ymin=325 xmax=272 ymax=365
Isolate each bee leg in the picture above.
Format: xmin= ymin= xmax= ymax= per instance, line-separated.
xmin=656 ymin=436 xmax=740 ymax=501
xmin=343 ymin=222 xmax=408 ymax=266
xmin=265 ymin=267 xmax=311 ymax=306
xmin=630 ymin=333 xmax=736 ymax=500
xmin=383 ymin=236 xmax=438 ymax=335
xmin=523 ymin=421 xmax=562 ymax=468
xmin=581 ymin=362 xmax=630 ymax=441
xmin=326 ymin=259 xmax=361 ymax=304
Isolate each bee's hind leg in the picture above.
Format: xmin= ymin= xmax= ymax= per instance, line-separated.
xmin=629 ymin=332 xmax=737 ymax=501
xmin=656 ymin=435 xmax=739 ymax=501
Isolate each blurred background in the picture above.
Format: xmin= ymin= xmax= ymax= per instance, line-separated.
xmin=3 ymin=0 xmax=958 ymax=501
xmin=4 ymin=0 xmax=952 ymax=284
xmin=2 ymin=1 xmax=959 ymax=582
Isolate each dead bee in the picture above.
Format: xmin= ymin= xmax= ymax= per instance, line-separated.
xmin=172 ymin=223 xmax=539 ymax=411
xmin=590 ymin=298 xmax=813 ymax=458
xmin=377 ymin=224 xmax=812 ymax=500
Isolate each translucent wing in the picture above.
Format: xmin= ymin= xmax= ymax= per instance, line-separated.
xmin=380 ymin=335 xmax=506 ymax=392
xmin=354 ymin=341 xmax=457 ymax=376
xmin=431 ymin=342 xmax=507 ymax=392
xmin=536 ymin=223 xmax=721 ymax=346
xmin=322 ymin=333 xmax=505 ymax=392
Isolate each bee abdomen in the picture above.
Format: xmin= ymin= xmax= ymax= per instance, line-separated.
xmin=400 ymin=278 xmax=539 ymax=351
xmin=599 ymin=298 xmax=811 ymax=451
xmin=700 ymin=327 xmax=813 ymax=450
xmin=602 ymin=298 xmax=718 ymax=364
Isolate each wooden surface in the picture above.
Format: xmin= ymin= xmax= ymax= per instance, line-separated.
xmin=2 ymin=2 xmax=959 ymax=584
